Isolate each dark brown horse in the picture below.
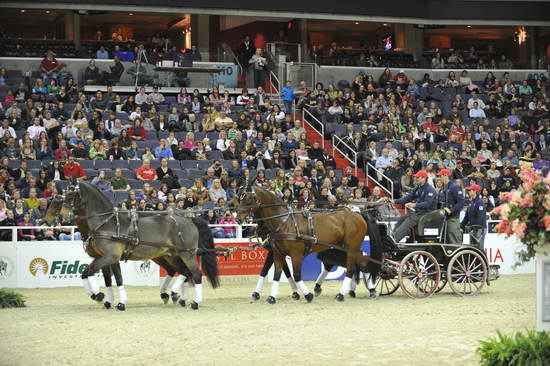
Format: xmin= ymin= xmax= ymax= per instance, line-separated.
xmin=45 ymin=180 xmax=219 ymax=310
xmin=237 ymin=186 xmax=382 ymax=303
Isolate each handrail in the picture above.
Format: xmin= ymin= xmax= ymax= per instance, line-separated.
xmin=366 ymin=162 xmax=394 ymax=199
xmin=0 ymin=223 xmax=258 ymax=243
xmin=220 ymin=45 xmax=243 ymax=75
xmin=268 ymin=70 xmax=280 ymax=96
xmin=331 ymin=134 xmax=357 ymax=176
xmin=302 ymin=108 xmax=325 ymax=149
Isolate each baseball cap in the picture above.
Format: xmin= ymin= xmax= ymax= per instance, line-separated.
xmin=436 ymin=169 xmax=451 ymax=177
xmin=456 ymin=160 xmax=463 ymax=164
xmin=413 ymin=170 xmax=428 ymax=178
xmin=465 ymin=184 xmax=482 ymax=193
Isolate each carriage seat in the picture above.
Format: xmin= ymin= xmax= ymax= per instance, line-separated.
xmin=414 ymin=209 xmax=446 ymax=240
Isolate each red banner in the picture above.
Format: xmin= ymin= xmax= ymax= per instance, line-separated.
xmin=159 ymin=241 xmax=268 ymax=277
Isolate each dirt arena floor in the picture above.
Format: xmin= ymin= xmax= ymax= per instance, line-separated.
xmin=0 ymin=274 xmax=535 ymax=366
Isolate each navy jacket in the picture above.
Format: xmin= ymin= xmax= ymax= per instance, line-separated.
xmin=395 ymin=182 xmax=437 ymax=212
xmin=461 ymin=195 xmax=487 ymax=230
xmin=438 ymin=182 xmax=465 ymax=219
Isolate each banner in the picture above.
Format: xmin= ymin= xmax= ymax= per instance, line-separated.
xmin=0 ymin=243 xmax=17 ymax=288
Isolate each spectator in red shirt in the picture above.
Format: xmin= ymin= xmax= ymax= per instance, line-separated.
xmin=394 ymin=70 xmax=409 ymax=86
xmin=421 ymin=114 xmax=439 ymax=133
xmin=128 ymin=118 xmax=147 ymax=141
xmin=40 ymin=50 xmax=61 ymax=81
xmin=136 ymin=159 xmax=158 ymax=181
xmin=54 ymin=140 xmax=72 ymax=161
xmin=63 ymin=156 xmax=86 ymax=180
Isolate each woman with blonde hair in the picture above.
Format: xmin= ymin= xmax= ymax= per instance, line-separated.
xmin=89 ymin=139 xmax=107 ymax=160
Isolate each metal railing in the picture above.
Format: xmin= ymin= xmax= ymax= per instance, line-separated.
xmin=366 ymin=162 xmax=394 ymax=199
xmin=266 ymin=42 xmax=302 ymax=63
xmin=302 ymin=108 xmax=325 ymax=148
xmin=0 ymin=224 xmax=258 ymax=243
xmin=216 ymin=45 xmax=243 ymax=75
xmin=331 ymin=135 xmax=357 ymax=176
xmin=268 ymin=70 xmax=281 ymax=96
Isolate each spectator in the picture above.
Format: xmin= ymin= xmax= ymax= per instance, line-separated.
xmin=40 ymin=50 xmax=61 ymax=81
xmin=63 ymin=156 xmax=86 ymax=180
xmin=96 ymin=46 xmax=109 ymax=59
xmin=136 ymin=159 xmax=157 ymax=181
xmin=128 ymin=119 xmax=146 ymax=140
xmin=17 ymin=212 xmax=36 ymax=241
xmin=219 ymin=210 xmax=237 ymax=238
xmin=209 ymin=179 xmax=227 ymax=202
xmin=111 ymin=168 xmax=130 ymax=191
xmin=98 ymin=55 xmax=124 ymax=85
xmin=89 ymin=139 xmax=107 ymax=160
xmin=84 ymin=59 xmax=100 ymax=84
xmin=91 ymin=170 xmax=112 ymax=192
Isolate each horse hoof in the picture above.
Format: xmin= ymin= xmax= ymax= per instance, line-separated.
xmin=349 ymin=290 xmax=357 ymax=298
xmin=335 ymin=293 xmax=344 ymax=302
xmin=104 ymin=301 xmax=111 ymax=309
xmin=160 ymin=293 xmax=170 ymax=304
xmin=171 ymin=291 xmax=180 ymax=304
xmin=178 ymin=299 xmax=186 ymax=307
xmin=116 ymin=303 xmax=126 ymax=311
xmin=291 ymin=292 xmax=300 ymax=301
xmin=314 ymin=284 xmax=322 ymax=297
xmin=266 ymin=296 xmax=276 ymax=304
xmin=305 ymin=293 xmax=314 ymax=303
xmin=369 ymin=289 xmax=378 ymax=298
xmin=251 ymin=292 xmax=260 ymax=301
xmin=91 ymin=292 xmax=104 ymax=302
xmin=190 ymin=301 xmax=199 ymax=310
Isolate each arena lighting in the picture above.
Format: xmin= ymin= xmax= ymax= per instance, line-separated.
xmin=383 ymin=23 xmax=388 ymax=26
xmin=46 ymin=10 xmax=51 ymax=14
xmin=355 ymin=22 xmax=359 ymax=25
xmin=20 ymin=9 xmax=25 ymax=13
xmin=129 ymin=13 xmax=134 ymax=16
xmin=518 ymin=27 xmax=526 ymax=44
xmin=467 ymin=25 xmax=471 ymax=28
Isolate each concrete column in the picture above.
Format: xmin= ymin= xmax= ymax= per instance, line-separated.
xmin=74 ymin=14 xmax=81 ymax=48
xmin=64 ymin=12 xmax=74 ymax=41
xmin=191 ymin=14 xmax=210 ymax=61
xmin=395 ymin=24 xmax=423 ymax=62
xmin=300 ymin=18 xmax=308 ymax=63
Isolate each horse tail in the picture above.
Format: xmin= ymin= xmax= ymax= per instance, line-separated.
xmin=191 ymin=217 xmax=220 ymax=288
xmin=364 ymin=213 xmax=383 ymax=278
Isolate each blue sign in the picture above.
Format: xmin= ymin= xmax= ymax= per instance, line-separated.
xmin=212 ymin=65 xmax=238 ymax=88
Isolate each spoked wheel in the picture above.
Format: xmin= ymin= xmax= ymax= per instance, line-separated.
xmin=363 ymin=271 xmax=400 ymax=296
xmin=447 ymin=250 xmax=487 ymax=296
xmin=435 ymin=277 xmax=448 ymax=293
xmin=398 ymin=251 xmax=441 ymax=299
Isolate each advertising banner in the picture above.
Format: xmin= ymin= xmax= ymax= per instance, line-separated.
xmin=0 ymin=243 xmax=17 ymax=288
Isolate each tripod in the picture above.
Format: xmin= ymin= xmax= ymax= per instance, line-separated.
xmin=134 ymin=46 xmax=149 ymax=90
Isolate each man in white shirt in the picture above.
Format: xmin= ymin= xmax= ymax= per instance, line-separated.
xmin=5 ymin=102 xmax=22 ymax=118
xmin=0 ymin=118 xmax=16 ymax=139
xmin=375 ymin=148 xmax=393 ymax=170
xmin=288 ymin=120 xmax=306 ymax=141
xmin=61 ymin=119 xmax=78 ymax=139
xmin=149 ymin=86 xmax=165 ymax=105
xmin=469 ymin=102 xmax=486 ymax=119
xmin=27 ymin=118 xmax=46 ymax=140
xmin=214 ymin=112 xmax=234 ymax=131
xmin=467 ymin=92 xmax=486 ymax=110
xmin=135 ymin=87 xmax=148 ymax=105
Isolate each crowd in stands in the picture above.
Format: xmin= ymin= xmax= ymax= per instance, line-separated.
xmin=429 ymin=48 xmax=517 ymax=70
xmin=0 ymin=48 xmax=548 ymax=241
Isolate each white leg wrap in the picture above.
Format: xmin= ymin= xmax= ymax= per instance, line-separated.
xmin=171 ymin=275 xmax=185 ymax=293
xmin=367 ymin=274 xmax=376 ymax=290
xmin=339 ymin=277 xmax=352 ymax=296
xmin=106 ymin=287 xmax=114 ymax=304
xmin=270 ymin=281 xmax=280 ymax=298
xmin=118 ymin=286 xmax=128 ymax=304
xmin=254 ymin=276 xmax=265 ymax=293
xmin=287 ymin=276 xmax=298 ymax=292
xmin=194 ymin=283 xmax=203 ymax=304
xmin=88 ymin=276 xmax=100 ymax=295
xmin=315 ymin=269 xmax=329 ymax=285
xmin=297 ymin=280 xmax=310 ymax=295
xmin=160 ymin=275 xmax=173 ymax=293
xmin=350 ymin=278 xmax=357 ymax=291
xmin=82 ymin=278 xmax=92 ymax=295
xmin=181 ymin=281 xmax=190 ymax=301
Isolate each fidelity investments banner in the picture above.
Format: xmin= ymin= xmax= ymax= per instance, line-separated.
xmin=0 ymin=242 xmax=159 ymax=289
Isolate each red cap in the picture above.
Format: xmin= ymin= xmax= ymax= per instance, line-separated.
xmin=466 ymin=184 xmax=482 ymax=193
xmin=436 ymin=169 xmax=451 ymax=177
xmin=413 ymin=170 xmax=428 ymax=178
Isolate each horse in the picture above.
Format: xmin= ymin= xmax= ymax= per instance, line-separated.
xmin=237 ymin=185 xmax=383 ymax=303
xmin=44 ymin=179 xmax=219 ymax=310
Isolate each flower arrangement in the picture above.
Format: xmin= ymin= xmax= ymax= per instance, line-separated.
xmin=492 ymin=167 xmax=550 ymax=265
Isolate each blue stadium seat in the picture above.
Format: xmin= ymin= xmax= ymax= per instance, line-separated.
xmin=174 ymin=170 xmax=188 ymax=179
xmin=129 ymin=160 xmax=143 ymax=170
xmin=265 ymin=169 xmax=276 ymax=180
xmin=56 ymin=180 xmax=71 ymax=191
xmin=27 ymin=160 xmax=42 ymax=170
xmin=149 ymin=160 xmax=161 ymax=169
xmin=168 ymin=160 xmax=181 ymax=169
xmin=208 ymin=150 xmax=224 ymax=160
xmin=79 ymin=160 xmax=94 ymax=169
xmin=148 ymin=180 xmax=161 ymax=189
xmin=114 ymin=191 xmax=129 ymax=203
xmin=112 ymin=160 xmax=129 ymax=169
xmin=94 ymin=160 xmax=112 ymax=170
xmin=128 ymin=179 xmax=142 ymax=189
xmin=180 ymin=160 xmax=198 ymax=169
xmin=121 ymin=169 xmax=134 ymax=179
xmin=195 ymin=132 xmax=206 ymax=140
xmin=180 ymin=179 xmax=193 ymax=188
xmin=187 ymin=169 xmax=203 ymax=180
xmin=197 ymin=160 xmax=213 ymax=170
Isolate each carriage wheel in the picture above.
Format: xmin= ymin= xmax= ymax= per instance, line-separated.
xmin=447 ymin=250 xmax=487 ymax=296
xmin=362 ymin=271 xmax=400 ymax=296
xmin=398 ymin=251 xmax=441 ymax=299
xmin=435 ymin=277 xmax=448 ymax=293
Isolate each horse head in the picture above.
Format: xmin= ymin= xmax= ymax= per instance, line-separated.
xmin=44 ymin=194 xmax=64 ymax=225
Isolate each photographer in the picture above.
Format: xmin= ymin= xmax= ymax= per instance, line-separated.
xmin=249 ymin=48 xmax=267 ymax=89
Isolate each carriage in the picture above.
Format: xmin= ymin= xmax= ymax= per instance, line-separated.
xmin=362 ymin=207 xmax=501 ymax=299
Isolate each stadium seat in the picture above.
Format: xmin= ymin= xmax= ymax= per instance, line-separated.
xmin=197 ymin=160 xmax=213 ymax=170
xmin=167 ymin=160 xmax=181 ymax=169
xmin=94 ymin=160 xmax=112 ymax=170
xmin=180 ymin=160 xmax=198 ymax=169
xmin=112 ymin=160 xmax=129 ymax=169
xmin=187 ymin=169 xmax=203 ymax=180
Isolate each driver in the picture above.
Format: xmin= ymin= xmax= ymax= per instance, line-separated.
xmin=436 ymin=169 xmax=464 ymax=244
xmin=389 ymin=170 xmax=436 ymax=243
xmin=460 ymin=184 xmax=487 ymax=251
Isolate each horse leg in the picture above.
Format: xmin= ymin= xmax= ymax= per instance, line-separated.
xmin=81 ymin=254 xmax=118 ymax=303
xmin=266 ymin=251 xmax=284 ymax=304
xmin=111 ymin=262 xmax=126 ymax=311
xmin=337 ymin=254 xmax=361 ymax=302
xmin=156 ymin=257 xmax=175 ymax=304
xmin=290 ymin=247 xmax=313 ymax=303
xmin=252 ymin=249 xmax=273 ymax=301
xmin=101 ymin=266 xmax=113 ymax=309
xmin=178 ymin=253 xmax=203 ymax=310
xmin=282 ymin=260 xmax=300 ymax=301
xmin=314 ymin=263 xmax=334 ymax=297
xmin=349 ymin=270 xmax=358 ymax=298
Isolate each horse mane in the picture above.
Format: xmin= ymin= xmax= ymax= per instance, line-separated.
xmin=253 ymin=185 xmax=284 ymax=204
xmin=78 ymin=181 xmax=114 ymax=211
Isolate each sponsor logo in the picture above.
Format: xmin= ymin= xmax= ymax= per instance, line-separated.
xmin=135 ymin=260 xmax=156 ymax=277
xmin=0 ymin=256 xmax=14 ymax=280
xmin=29 ymin=258 xmax=89 ymax=279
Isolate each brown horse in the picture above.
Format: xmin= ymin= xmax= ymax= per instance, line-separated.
xmin=44 ymin=180 xmax=219 ymax=310
xmin=237 ymin=185 xmax=383 ymax=303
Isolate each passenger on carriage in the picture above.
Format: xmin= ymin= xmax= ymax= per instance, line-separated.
xmin=461 ymin=184 xmax=487 ymax=251
xmin=389 ymin=170 xmax=437 ymax=243
xmin=435 ymin=169 xmax=465 ymax=244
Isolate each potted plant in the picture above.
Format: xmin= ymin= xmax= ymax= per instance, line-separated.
xmin=492 ymin=167 xmax=550 ymax=331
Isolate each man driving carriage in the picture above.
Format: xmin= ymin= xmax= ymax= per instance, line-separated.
xmin=461 ymin=184 xmax=487 ymax=251
xmin=389 ymin=170 xmax=437 ymax=243
xmin=435 ymin=169 xmax=465 ymax=244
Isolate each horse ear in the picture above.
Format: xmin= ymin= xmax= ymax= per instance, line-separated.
xmin=247 ymin=174 xmax=257 ymax=191
xmin=71 ymin=173 xmax=77 ymax=186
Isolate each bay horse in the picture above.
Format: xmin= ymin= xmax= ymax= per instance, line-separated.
xmin=44 ymin=180 xmax=219 ymax=310
xmin=237 ymin=185 xmax=383 ymax=303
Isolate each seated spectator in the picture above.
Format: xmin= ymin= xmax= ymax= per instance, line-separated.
xmin=54 ymin=139 xmax=72 ymax=161
xmin=209 ymin=179 xmax=227 ymax=202
xmin=0 ymin=210 xmax=16 ymax=241
xmin=23 ymin=188 xmax=40 ymax=211
xmin=96 ymin=46 xmax=109 ymax=60
xmin=72 ymin=140 xmax=89 ymax=160
xmin=107 ymin=141 xmax=125 ymax=160
xmin=141 ymin=147 xmax=156 ymax=161
xmin=149 ymin=86 xmax=165 ymax=105
xmin=111 ymin=168 xmax=130 ymax=191
xmin=469 ymin=102 xmax=486 ymax=119
xmin=136 ymin=159 xmax=157 ymax=181
xmin=30 ymin=198 xmax=49 ymax=226
xmin=18 ymin=212 xmax=37 ymax=241
xmin=40 ymin=50 xmax=61 ymax=81
xmin=91 ymin=170 xmax=112 ymax=192
xmin=214 ymin=111 xmax=233 ymax=131
xmin=219 ymin=210 xmax=237 ymax=238
xmin=63 ymin=156 xmax=86 ymax=180
xmin=84 ymin=59 xmax=100 ymax=84
xmin=128 ymin=119 xmax=146 ymax=140
xmin=155 ymin=138 xmax=174 ymax=159
xmin=89 ymin=139 xmax=107 ymax=160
